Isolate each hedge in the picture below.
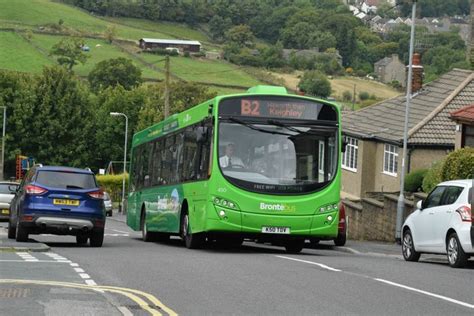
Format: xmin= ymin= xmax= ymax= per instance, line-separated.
xmin=96 ymin=173 xmax=129 ymax=202
xmin=422 ymin=160 xmax=444 ymax=193
xmin=440 ymin=147 xmax=474 ymax=181
xmin=404 ymin=169 xmax=428 ymax=192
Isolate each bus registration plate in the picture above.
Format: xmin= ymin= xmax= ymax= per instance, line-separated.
xmin=261 ymin=226 xmax=290 ymax=234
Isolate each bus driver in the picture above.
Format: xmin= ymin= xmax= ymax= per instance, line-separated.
xmin=219 ymin=143 xmax=245 ymax=168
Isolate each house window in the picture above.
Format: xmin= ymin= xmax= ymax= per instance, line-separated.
xmin=342 ymin=137 xmax=358 ymax=172
xmin=383 ymin=144 xmax=398 ymax=176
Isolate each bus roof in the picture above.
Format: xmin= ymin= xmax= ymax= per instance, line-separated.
xmin=131 ymin=85 xmax=338 ymax=147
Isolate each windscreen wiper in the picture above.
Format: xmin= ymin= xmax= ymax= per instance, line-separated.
xmin=267 ymin=119 xmax=303 ymax=133
xmin=228 ymin=117 xmax=293 ymax=136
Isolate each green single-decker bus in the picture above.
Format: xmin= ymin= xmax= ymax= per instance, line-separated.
xmin=126 ymin=85 xmax=341 ymax=253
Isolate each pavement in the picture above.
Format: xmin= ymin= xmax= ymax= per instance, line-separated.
xmin=0 ymin=227 xmax=50 ymax=252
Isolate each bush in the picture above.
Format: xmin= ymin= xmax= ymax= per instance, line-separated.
xmin=404 ymin=169 xmax=428 ymax=192
xmin=359 ymin=91 xmax=370 ymax=100
xmin=440 ymin=148 xmax=474 ymax=181
xmin=422 ymin=160 xmax=444 ymax=193
xmin=96 ymin=173 xmax=129 ymax=202
xmin=342 ymin=90 xmax=352 ymax=102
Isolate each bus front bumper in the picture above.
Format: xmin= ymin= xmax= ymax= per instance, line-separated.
xmin=206 ymin=207 xmax=338 ymax=238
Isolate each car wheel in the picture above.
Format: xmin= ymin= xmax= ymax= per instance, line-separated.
xmin=447 ymin=232 xmax=468 ymax=268
xmin=76 ymin=235 xmax=88 ymax=245
xmin=285 ymin=239 xmax=305 ymax=254
xmin=181 ymin=211 xmax=204 ymax=249
xmin=334 ymin=232 xmax=347 ymax=247
xmin=90 ymin=230 xmax=104 ymax=247
xmin=402 ymin=229 xmax=420 ymax=262
xmin=15 ymin=222 xmax=28 ymax=242
xmin=107 ymin=210 xmax=112 ymax=217
xmin=7 ymin=218 xmax=16 ymax=239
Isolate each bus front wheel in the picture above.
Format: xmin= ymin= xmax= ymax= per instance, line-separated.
xmin=181 ymin=212 xmax=204 ymax=249
xmin=285 ymin=239 xmax=304 ymax=254
xmin=141 ymin=209 xmax=155 ymax=242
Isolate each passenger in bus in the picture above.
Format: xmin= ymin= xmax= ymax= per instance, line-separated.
xmin=219 ymin=143 xmax=245 ymax=168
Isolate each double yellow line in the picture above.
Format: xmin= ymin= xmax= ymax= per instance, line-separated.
xmin=0 ymin=279 xmax=177 ymax=316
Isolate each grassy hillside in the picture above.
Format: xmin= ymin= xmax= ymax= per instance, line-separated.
xmin=140 ymin=54 xmax=260 ymax=87
xmin=28 ymin=34 xmax=164 ymax=79
xmin=0 ymin=0 xmax=258 ymax=91
xmin=0 ymin=32 xmax=53 ymax=73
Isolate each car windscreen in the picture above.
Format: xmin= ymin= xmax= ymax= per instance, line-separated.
xmin=0 ymin=183 xmax=17 ymax=194
xmin=35 ymin=171 xmax=97 ymax=189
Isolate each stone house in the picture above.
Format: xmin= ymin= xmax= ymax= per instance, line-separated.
xmin=374 ymin=54 xmax=406 ymax=87
xmin=450 ymin=105 xmax=474 ymax=149
xmin=341 ymin=66 xmax=474 ymax=200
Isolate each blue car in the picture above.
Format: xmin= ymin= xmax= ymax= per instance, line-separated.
xmin=8 ymin=165 xmax=106 ymax=247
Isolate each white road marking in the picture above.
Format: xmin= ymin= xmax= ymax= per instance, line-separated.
xmin=79 ymin=273 xmax=91 ymax=279
xmin=117 ymin=306 xmax=134 ymax=316
xmin=375 ymin=278 xmax=474 ymax=309
xmin=104 ymin=233 xmax=129 ymax=237
xmin=107 ymin=228 xmax=130 ymax=234
xmin=0 ymin=260 xmax=70 ymax=263
xmin=276 ymin=255 xmax=342 ymax=272
xmin=70 ymin=263 xmax=79 ymax=267
xmin=85 ymin=279 xmax=97 ymax=286
xmin=74 ymin=268 xmax=85 ymax=273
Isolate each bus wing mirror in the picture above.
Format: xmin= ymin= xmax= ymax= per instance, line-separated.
xmin=342 ymin=140 xmax=348 ymax=153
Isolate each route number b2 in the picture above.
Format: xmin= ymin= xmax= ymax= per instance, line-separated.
xmin=241 ymin=100 xmax=260 ymax=116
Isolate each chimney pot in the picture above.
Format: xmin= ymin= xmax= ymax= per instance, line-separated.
xmin=408 ymin=53 xmax=424 ymax=94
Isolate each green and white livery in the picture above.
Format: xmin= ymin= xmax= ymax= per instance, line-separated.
xmin=127 ymin=85 xmax=341 ymax=253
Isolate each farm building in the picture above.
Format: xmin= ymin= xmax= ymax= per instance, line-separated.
xmin=139 ymin=38 xmax=201 ymax=53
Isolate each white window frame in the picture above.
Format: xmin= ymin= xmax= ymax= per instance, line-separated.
xmin=341 ymin=137 xmax=358 ymax=172
xmin=383 ymin=144 xmax=398 ymax=176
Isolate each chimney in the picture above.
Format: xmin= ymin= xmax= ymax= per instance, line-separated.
xmin=408 ymin=53 xmax=423 ymax=94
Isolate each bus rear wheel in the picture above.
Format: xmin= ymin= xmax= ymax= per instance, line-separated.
xmin=181 ymin=212 xmax=204 ymax=249
xmin=285 ymin=239 xmax=304 ymax=254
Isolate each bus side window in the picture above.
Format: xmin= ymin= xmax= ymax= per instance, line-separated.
xmin=152 ymin=140 xmax=163 ymax=186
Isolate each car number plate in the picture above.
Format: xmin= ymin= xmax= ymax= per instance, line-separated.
xmin=1 ymin=209 xmax=9 ymax=214
xmin=261 ymin=226 xmax=290 ymax=234
xmin=53 ymin=199 xmax=79 ymax=206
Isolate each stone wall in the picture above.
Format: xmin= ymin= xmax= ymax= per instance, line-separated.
xmin=343 ymin=192 xmax=427 ymax=242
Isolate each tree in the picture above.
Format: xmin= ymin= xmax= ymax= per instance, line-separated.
xmin=209 ymin=15 xmax=233 ymax=41
xmin=88 ymin=57 xmax=142 ymax=92
xmin=298 ymin=71 xmax=332 ymax=98
xmin=104 ymin=25 xmax=117 ymax=44
xmin=137 ymin=82 xmax=217 ymax=130
xmin=50 ymin=38 xmax=89 ymax=71
xmin=225 ymin=24 xmax=255 ymax=48
xmin=9 ymin=66 xmax=95 ymax=167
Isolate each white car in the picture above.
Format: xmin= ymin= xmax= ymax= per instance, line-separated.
xmin=0 ymin=181 xmax=19 ymax=221
xmin=402 ymin=179 xmax=473 ymax=268
xmin=104 ymin=191 xmax=113 ymax=217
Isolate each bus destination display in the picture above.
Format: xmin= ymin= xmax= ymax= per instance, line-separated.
xmin=219 ymin=96 xmax=327 ymax=120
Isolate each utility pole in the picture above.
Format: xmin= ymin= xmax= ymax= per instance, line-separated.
xmin=164 ymin=55 xmax=170 ymax=119
xmin=395 ymin=0 xmax=417 ymax=243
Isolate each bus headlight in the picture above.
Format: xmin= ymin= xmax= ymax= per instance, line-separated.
xmin=212 ymin=196 xmax=239 ymax=210
xmin=319 ymin=202 xmax=339 ymax=213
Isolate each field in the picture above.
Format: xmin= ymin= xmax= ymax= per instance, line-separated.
xmin=273 ymin=71 xmax=401 ymax=101
xmin=28 ymin=34 xmax=163 ymax=79
xmin=105 ymin=17 xmax=210 ymax=43
xmin=0 ymin=0 xmax=173 ymax=40
xmin=0 ymin=32 xmax=53 ymax=73
xmin=140 ymin=54 xmax=261 ymax=87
